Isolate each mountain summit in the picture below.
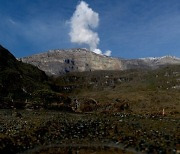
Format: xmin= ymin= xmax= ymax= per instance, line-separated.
xmin=20 ymin=48 xmax=123 ymax=75
xmin=20 ymin=48 xmax=180 ymax=76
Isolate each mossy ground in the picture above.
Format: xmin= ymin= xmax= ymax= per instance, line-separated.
xmin=52 ymin=65 xmax=180 ymax=116
xmin=0 ymin=110 xmax=179 ymax=153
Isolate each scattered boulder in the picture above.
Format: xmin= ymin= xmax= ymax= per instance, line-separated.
xmin=71 ymin=98 xmax=98 ymax=112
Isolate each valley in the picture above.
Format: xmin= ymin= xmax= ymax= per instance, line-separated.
xmin=0 ymin=45 xmax=179 ymax=153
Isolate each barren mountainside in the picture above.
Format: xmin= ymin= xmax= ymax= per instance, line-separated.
xmin=20 ymin=48 xmax=180 ymax=76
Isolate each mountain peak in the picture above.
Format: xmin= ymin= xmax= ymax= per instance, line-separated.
xmin=21 ymin=48 xmax=122 ymax=75
xmin=140 ymin=55 xmax=180 ymax=60
xmin=20 ymin=48 xmax=180 ymax=76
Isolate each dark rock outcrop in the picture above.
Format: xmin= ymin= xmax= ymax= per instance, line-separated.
xmin=0 ymin=45 xmax=18 ymax=70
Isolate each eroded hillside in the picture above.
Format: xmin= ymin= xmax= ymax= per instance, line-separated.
xmin=51 ymin=66 xmax=180 ymax=115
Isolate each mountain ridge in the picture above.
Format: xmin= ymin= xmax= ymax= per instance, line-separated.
xmin=20 ymin=48 xmax=180 ymax=76
xmin=20 ymin=48 xmax=123 ymax=76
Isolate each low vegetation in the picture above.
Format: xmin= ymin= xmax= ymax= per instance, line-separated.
xmin=0 ymin=110 xmax=179 ymax=153
xmin=0 ymin=45 xmax=70 ymax=110
xmin=0 ymin=45 xmax=179 ymax=153
xmin=52 ymin=65 xmax=180 ymax=116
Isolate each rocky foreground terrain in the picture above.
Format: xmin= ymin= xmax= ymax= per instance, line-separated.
xmin=0 ymin=110 xmax=179 ymax=153
xmin=20 ymin=48 xmax=180 ymax=76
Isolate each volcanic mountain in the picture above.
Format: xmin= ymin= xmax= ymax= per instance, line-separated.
xmin=20 ymin=48 xmax=180 ymax=76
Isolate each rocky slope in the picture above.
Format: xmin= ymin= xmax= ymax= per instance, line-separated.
xmin=140 ymin=56 xmax=180 ymax=67
xmin=20 ymin=49 xmax=123 ymax=76
xmin=0 ymin=45 xmax=71 ymax=109
xmin=0 ymin=45 xmax=18 ymax=69
xmin=20 ymin=48 xmax=180 ymax=76
xmin=0 ymin=45 xmax=49 ymax=108
xmin=121 ymin=56 xmax=180 ymax=69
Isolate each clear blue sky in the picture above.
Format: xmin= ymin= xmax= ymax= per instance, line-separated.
xmin=1 ymin=0 xmax=180 ymax=58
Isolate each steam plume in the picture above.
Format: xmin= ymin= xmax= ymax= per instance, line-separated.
xmin=69 ymin=1 xmax=112 ymax=56
xmin=104 ymin=50 xmax=112 ymax=56
xmin=69 ymin=1 xmax=99 ymax=51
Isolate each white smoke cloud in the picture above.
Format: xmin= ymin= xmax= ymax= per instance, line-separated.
xmin=93 ymin=49 xmax=112 ymax=57
xmin=69 ymin=1 xmax=99 ymax=51
xmin=69 ymin=1 xmax=112 ymax=56
xmin=93 ymin=48 xmax=102 ymax=55
xmin=104 ymin=50 xmax=112 ymax=56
